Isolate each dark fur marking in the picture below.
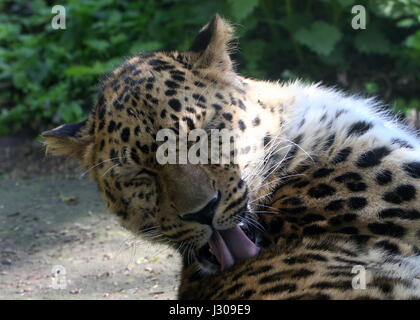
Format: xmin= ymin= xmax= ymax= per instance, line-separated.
xmin=310 ymin=281 xmax=352 ymax=290
xmin=168 ymin=98 xmax=182 ymax=112
xmin=261 ymin=284 xmax=296 ymax=295
xmin=121 ymin=127 xmax=130 ymax=143
xmin=165 ymin=89 xmax=177 ymax=96
xmin=325 ymin=200 xmax=344 ymax=212
xmin=356 ymin=147 xmax=391 ymax=168
xmin=253 ymin=117 xmax=261 ymax=126
xmin=379 ymin=208 xmax=420 ymax=220
xmin=303 ymin=225 xmax=327 ymax=236
xmin=368 ymin=222 xmax=406 ymax=238
xmin=247 ymin=265 xmax=273 ymax=276
xmin=383 ymin=184 xmax=416 ymax=204
xmin=334 ymin=172 xmax=362 ymax=183
xmin=165 ymin=80 xmax=180 ymax=89
xmin=346 ymin=182 xmax=367 ymax=192
xmin=374 ymin=240 xmax=401 ymax=255
xmin=391 ymin=138 xmax=413 ymax=149
xmin=347 ymin=121 xmax=373 ymax=137
xmin=348 ymin=197 xmax=367 ymax=210
xmin=308 ymin=184 xmax=336 ymax=198
xmin=322 ymin=134 xmax=336 ymax=151
xmin=403 ymin=162 xmax=420 ymax=178
xmin=212 ymin=104 xmax=222 ymax=111
xmin=331 ymin=147 xmax=352 ymax=164
xmin=300 ymin=214 xmax=326 ymax=225
xmin=222 ymin=113 xmax=233 ymax=121
xmin=313 ymin=168 xmax=335 ymax=178
xmin=375 ymin=170 xmax=392 ymax=185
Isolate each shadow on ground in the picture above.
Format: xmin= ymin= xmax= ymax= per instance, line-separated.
xmin=0 ymin=136 xmax=180 ymax=299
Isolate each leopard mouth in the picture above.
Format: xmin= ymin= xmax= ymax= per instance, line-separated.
xmin=196 ymin=225 xmax=260 ymax=272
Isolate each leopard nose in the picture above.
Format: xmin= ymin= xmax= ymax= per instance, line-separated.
xmin=179 ymin=191 xmax=221 ymax=226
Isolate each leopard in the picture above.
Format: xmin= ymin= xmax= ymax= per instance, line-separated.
xmin=42 ymin=14 xmax=420 ymax=299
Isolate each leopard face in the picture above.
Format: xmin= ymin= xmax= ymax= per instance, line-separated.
xmin=42 ymin=15 xmax=276 ymax=272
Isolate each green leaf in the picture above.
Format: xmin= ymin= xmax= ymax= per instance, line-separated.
xmin=318 ymin=46 xmax=346 ymax=67
xmin=110 ymin=33 xmax=128 ymax=45
xmin=129 ymin=41 xmax=162 ymax=55
xmin=408 ymin=98 xmax=420 ymax=111
xmin=405 ymin=30 xmax=420 ymax=50
xmin=85 ymin=39 xmax=109 ymax=51
xmin=0 ymin=23 xmax=20 ymax=40
xmin=64 ymin=62 xmax=109 ymax=77
xmin=294 ymin=21 xmax=342 ymax=56
xmin=397 ymin=18 xmax=417 ymax=28
xmin=228 ymin=0 xmax=259 ymax=21
xmin=364 ymin=82 xmax=379 ymax=95
xmin=319 ymin=0 xmax=355 ymax=7
xmin=393 ymin=98 xmax=408 ymax=114
xmin=59 ymin=195 xmax=71 ymax=202
xmin=58 ymin=103 xmax=84 ymax=123
xmin=59 ymin=194 xmax=77 ymax=202
xmin=354 ymin=27 xmax=392 ymax=54
xmin=337 ymin=0 xmax=356 ymax=7
xmin=240 ymin=39 xmax=268 ymax=78
xmin=281 ymin=69 xmax=300 ymax=81
xmin=393 ymin=98 xmax=420 ymax=114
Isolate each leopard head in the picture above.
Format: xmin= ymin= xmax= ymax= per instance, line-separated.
xmin=42 ymin=14 xmax=281 ymax=273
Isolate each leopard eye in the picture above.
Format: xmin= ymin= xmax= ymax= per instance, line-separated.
xmin=136 ymin=168 xmax=157 ymax=177
xmin=130 ymin=169 xmax=157 ymax=185
xmin=131 ymin=176 xmax=151 ymax=184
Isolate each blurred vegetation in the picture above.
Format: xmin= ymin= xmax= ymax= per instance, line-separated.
xmin=0 ymin=0 xmax=419 ymax=135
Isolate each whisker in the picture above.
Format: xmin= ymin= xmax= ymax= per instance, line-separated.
xmin=79 ymin=157 xmax=123 ymax=178
xmin=250 ymin=173 xmax=305 ymax=192
xmin=102 ymin=162 xmax=120 ymax=177
xmin=282 ymin=137 xmax=315 ymax=163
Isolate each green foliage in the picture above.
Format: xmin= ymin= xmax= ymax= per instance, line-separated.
xmin=228 ymin=0 xmax=260 ymax=21
xmin=294 ymin=21 xmax=342 ymax=56
xmin=354 ymin=25 xmax=392 ymax=54
xmin=1 ymin=0 xmax=419 ymax=135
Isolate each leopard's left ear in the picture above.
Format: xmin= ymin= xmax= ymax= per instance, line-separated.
xmin=189 ymin=14 xmax=235 ymax=71
xmin=41 ymin=120 xmax=93 ymax=161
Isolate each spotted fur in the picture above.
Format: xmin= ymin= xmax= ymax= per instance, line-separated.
xmin=42 ymin=15 xmax=420 ymax=299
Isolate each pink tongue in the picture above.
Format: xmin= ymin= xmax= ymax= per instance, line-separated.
xmin=209 ymin=232 xmax=235 ymax=271
xmin=209 ymin=226 xmax=260 ymax=271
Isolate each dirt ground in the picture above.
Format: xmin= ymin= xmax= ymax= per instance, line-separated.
xmin=0 ymin=136 xmax=180 ymax=300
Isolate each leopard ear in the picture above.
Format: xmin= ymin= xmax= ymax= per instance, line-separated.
xmin=41 ymin=120 xmax=92 ymax=161
xmin=189 ymin=14 xmax=234 ymax=71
